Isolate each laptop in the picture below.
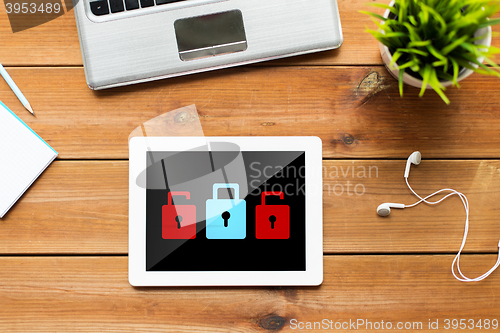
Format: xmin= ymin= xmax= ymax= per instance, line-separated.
xmin=73 ymin=0 xmax=343 ymax=90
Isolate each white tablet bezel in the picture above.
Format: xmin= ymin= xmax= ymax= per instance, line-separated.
xmin=129 ymin=136 xmax=323 ymax=286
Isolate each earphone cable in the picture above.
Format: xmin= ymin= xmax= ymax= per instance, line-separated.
xmin=404 ymin=178 xmax=500 ymax=282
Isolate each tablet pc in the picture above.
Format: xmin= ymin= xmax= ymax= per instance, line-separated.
xmin=129 ymin=137 xmax=322 ymax=286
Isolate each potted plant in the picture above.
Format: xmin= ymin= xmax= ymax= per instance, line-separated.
xmin=362 ymin=0 xmax=500 ymax=104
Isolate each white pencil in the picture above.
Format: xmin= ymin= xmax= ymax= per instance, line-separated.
xmin=0 ymin=62 xmax=35 ymax=116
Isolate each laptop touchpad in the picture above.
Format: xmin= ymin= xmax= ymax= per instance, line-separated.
xmin=174 ymin=10 xmax=247 ymax=61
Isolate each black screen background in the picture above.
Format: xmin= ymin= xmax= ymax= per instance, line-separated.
xmin=146 ymin=151 xmax=306 ymax=271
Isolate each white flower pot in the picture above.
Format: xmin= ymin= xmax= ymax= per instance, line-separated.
xmin=379 ymin=0 xmax=493 ymax=89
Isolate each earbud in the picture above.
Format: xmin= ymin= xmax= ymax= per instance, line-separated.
xmin=404 ymin=151 xmax=421 ymax=178
xmin=377 ymin=203 xmax=405 ymax=217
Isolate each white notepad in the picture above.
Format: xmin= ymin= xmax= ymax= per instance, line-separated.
xmin=0 ymin=101 xmax=58 ymax=218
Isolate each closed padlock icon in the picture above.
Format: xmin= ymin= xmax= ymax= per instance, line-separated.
xmin=162 ymin=191 xmax=197 ymax=239
xmin=206 ymin=183 xmax=246 ymax=239
xmin=255 ymin=191 xmax=290 ymax=239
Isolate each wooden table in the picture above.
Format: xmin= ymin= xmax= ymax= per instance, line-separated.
xmin=2 ymin=1 xmax=500 ymax=332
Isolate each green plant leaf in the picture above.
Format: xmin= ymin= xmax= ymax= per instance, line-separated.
xmin=366 ymin=29 xmax=406 ymax=48
xmin=419 ymin=3 xmax=447 ymax=37
xmin=460 ymin=42 xmax=481 ymax=57
xmin=428 ymin=68 xmax=450 ymax=104
xmin=403 ymin=22 xmax=422 ymax=42
xmin=452 ymin=57 xmax=478 ymax=71
xmin=408 ymin=15 xmax=418 ymax=26
xmin=370 ymin=17 xmax=387 ymax=31
xmin=361 ymin=0 xmax=500 ymax=104
xmin=359 ymin=11 xmax=387 ymax=22
xmin=477 ymin=44 xmax=500 ymax=56
xmin=470 ymin=57 xmax=500 ymax=78
xmin=441 ymin=35 xmax=469 ymax=55
xmin=479 ymin=18 xmax=500 ymax=28
xmin=426 ymin=44 xmax=448 ymax=71
xmin=384 ymin=32 xmax=410 ymax=38
xmin=432 ymin=59 xmax=448 ymax=68
xmin=398 ymin=60 xmax=418 ymax=70
xmin=408 ymin=40 xmax=432 ymax=47
xmin=426 ymin=44 xmax=446 ymax=60
xmin=483 ymin=57 xmax=500 ymax=78
xmin=419 ymin=64 xmax=432 ymax=97
xmin=443 ymin=30 xmax=458 ymax=45
xmin=399 ymin=69 xmax=404 ymax=97
xmin=429 ymin=83 xmax=450 ymax=105
xmin=437 ymin=71 xmax=455 ymax=83
xmin=367 ymin=3 xmax=399 ymax=16
xmin=449 ymin=57 xmax=461 ymax=87
xmin=399 ymin=0 xmax=407 ymax=23
xmin=484 ymin=56 xmax=500 ymax=69
xmin=398 ymin=48 xmax=429 ymax=56
xmin=390 ymin=51 xmax=403 ymax=69
xmin=418 ymin=8 xmax=429 ymax=31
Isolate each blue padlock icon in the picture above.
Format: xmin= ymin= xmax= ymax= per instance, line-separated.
xmin=206 ymin=183 xmax=246 ymax=239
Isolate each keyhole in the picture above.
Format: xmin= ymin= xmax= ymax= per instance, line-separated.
xmin=222 ymin=211 xmax=230 ymax=227
xmin=175 ymin=215 xmax=183 ymax=229
xmin=269 ymin=215 xmax=277 ymax=229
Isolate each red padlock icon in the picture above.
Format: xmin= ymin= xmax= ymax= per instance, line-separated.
xmin=162 ymin=191 xmax=197 ymax=239
xmin=255 ymin=191 xmax=290 ymax=239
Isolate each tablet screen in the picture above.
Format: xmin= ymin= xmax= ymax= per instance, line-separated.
xmin=145 ymin=151 xmax=306 ymax=271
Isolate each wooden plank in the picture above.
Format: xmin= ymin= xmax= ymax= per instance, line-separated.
xmin=0 ymin=7 xmax=82 ymax=66
xmin=0 ymin=0 xmax=498 ymax=66
xmin=0 ymin=256 xmax=499 ymax=332
xmin=325 ymin=159 xmax=500 ymax=254
xmin=2 ymin=67 xmax=500 ymax=159
xmin=0 ymin=161 xmax=127 ymax=254
xmin=2 ymin=160 xmax=500 ymax=254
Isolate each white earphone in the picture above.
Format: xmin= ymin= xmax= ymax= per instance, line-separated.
xmin=376 ymin=151 xmax=422 ymax=216
xmin=377 ymin=151 xmax=500 ymax=282
xmin=376 ymin=203 xmax=405 ymax=217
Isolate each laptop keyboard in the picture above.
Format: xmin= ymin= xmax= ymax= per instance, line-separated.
xmin=90 ymin=0 xmax=187 ymax=15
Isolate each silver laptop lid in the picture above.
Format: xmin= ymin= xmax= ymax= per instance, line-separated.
xmin=73 ymin=0 xmax=343 ymax=89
